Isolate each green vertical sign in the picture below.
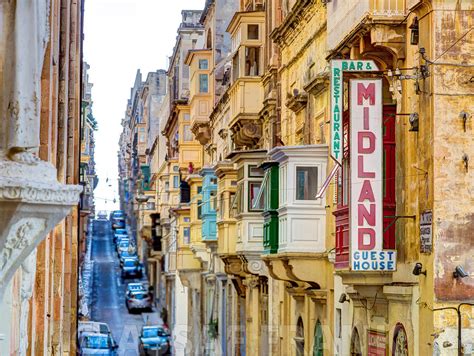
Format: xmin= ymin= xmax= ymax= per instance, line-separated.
xmin=330 ymin=59 xmax=379 ymax=165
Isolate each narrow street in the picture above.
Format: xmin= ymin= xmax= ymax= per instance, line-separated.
xmin=90 ymin=220 xmax=162 ymax=355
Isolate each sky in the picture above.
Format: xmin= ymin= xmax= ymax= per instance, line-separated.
xmin=84 ymin=0 xmax=205 ymax=213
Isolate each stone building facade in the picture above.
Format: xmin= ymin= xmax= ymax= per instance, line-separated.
xmin=0 ymin=0 xmax=83 ymax=354
xmin=119 ymin=0 xmax=474 ymax=355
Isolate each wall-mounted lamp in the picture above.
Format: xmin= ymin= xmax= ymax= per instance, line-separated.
xmin=339 ymin=293 xmax=350 ymax=303
xmin=412 ymin=262 xmax=427 ymax=276
xmin=459 ymin=111 xmax=470 ymax=132
xmin=462 ymin=154 xmax=469 ymax=172
xmin=409 ymin=17 xmax=419 ymax=45
xmin=453 ymin=265 xmax=468 ymax=279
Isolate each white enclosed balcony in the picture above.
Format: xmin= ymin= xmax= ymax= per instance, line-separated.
xmin=270 ymin=145 xmax=328 ymax=253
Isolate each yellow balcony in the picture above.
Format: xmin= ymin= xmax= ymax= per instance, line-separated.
xmin=215 ymin=162 xmax=238 ymax=257
xmin=327 ymin=0 xmax=406 ymax=52
xmin=177 ymin=247 xmax=201 ymax=271
xmin=228 ymin=78 xmax=264 ymax=149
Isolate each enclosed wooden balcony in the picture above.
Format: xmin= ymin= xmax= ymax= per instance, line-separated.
xmin=214 ymin=162 xmax=238 ymax=257
xmin=228 ymin=78 xmax=264 ymax=149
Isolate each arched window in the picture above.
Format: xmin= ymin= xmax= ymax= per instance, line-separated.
xmin=295 ymin=317 xmax=304 ymax=356
xmin=313 ymin=320 xmax=324 ymax=356
xmin=392 ymin=323 xmax=408 ymax=356
xmin=351 ymin=328 xmax=362 ymax=356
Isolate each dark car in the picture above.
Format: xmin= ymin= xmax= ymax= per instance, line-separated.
xmin=138 ymin=325 xmax=171 ymax=355
xmin=126 ymin=290 xmax=152 ymax=313
xmin=121 ymin=257 xmax=143 ymax=278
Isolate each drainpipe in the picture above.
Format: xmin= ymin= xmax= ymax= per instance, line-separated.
xmin=432 ymin=303 xmax=474 ymax=356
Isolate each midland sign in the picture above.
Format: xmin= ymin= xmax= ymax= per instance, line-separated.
xmin=350 ymin=79 xmax=396 ymax=271
xmin=330 ymin=60 xmax=379 ymax=165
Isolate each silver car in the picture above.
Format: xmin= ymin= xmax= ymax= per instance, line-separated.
xmin=126 ymin=290 xmax=152 ymax=313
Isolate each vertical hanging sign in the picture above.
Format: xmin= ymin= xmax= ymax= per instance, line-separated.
xmin=330 ymin=60 xmax=379 ymax=165
xmin=350 ymin=79 xmax=396 ymax=271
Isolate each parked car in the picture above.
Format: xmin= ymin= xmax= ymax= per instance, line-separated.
xmin=97 ymin=210 xmax=108 ymax=220
xmin=121 ymin=257 xmax=143 ymax=278
xmin=116 ymin=238 xmax=131 ymax=254
xmin=78 ymin=321 xmax=117 ymax=349
xmin=110 ymin=210 xmax=125 ymax=230
xmin=138 ymin=325 xmax=171 ymax=355
xmin=113 ymin=229 xmax=127 ymax=243
xmin=126 ymin=290 xmax=152 ymax=313
xmin=126 ymin=282 xmax=147 ymax=295
xmin=119 ymin=250 xmax=138 ymax=265
xmin=78 ymin=332 xmax=118 ymax=355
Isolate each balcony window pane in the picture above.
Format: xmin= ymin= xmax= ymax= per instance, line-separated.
xmin=199 ymin=74 xmax=209 ymax=93
xmin=183 ymin=227 xmax=190 ymax=244
xmin=232 ymin=54 xmax=239 ymax=82
xmin=295 ymin=166 xmax=318 ymax=200
xmin=245 ymin=47 xmax=260 ymax=76
xmin=197 ymin=200 xmax=202 ymax=219
xmin=199 ymin=59 xmax=208 ymax=69
xmin=249 ymin=182 xmax=263 ymax=211
xmin=248 ymin=24 xmax=259 ymax=40
xmin=173 ymin=176 xmax=179 ymax=188
xmin=183 ymin=125 xmax=193 ymax=141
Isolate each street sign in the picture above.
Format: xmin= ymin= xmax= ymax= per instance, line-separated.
xmin=330 ymin=60 xmax=379 ymax=165
xmin=420 ymin=210 xmax=433 ymax=253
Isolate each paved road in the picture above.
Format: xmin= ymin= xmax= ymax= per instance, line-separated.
xmin=90 ymin=220 xmax=161 ymax=356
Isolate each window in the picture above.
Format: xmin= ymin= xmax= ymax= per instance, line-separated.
xmin=197 ymin=186 xmax=202 ymax=194
xmin=199 ymin=74 xmax=209 ymax=93
xmin=232 ymin=54 xmax=239 ymax=82
xmin=231 ymin=184 xmax=243 ymax=216
xmin=173 ymin=176 xmax=179 ymax=188
xmin=313 ymin=320 xmax=324 ymax=356
xmin=249 ymin=182 xmax=263 ymax=211
xmin=183 ymin=113 xmax=190 ymax=121
xmin=184 ymin=217 xmax=190 ymax=223
xmin=197 ymin=200 xmax=202 ymax=219
xmin=295 ymin=317 xmax=304 ymax=356
xmin=165 ymin=181 xmax=170 ymax=191
xmin=245 ymin=47 xmax=260 ymax=76
xmin=174 ymin=166 xmax=179 ymax=172
xmin=248 ymin=24 xmax=259 ymax=40
xmin=296 ymin=166 xmax=318 ymax=200
xmin=199 ymin=59 xmax=208 ymax=70
xmin=253 ymin=170 xmax=268 ymax=210
xmin=183 ymin=125 xmax=193 ymax=141
xmin=219 ymin=193 xmax=225 ymax=219
xmin=336 ymin=309 xmax=342 ymax=338
xmin=210 ymin=191 xmax=217 ymax=211
xmin=183 ymin=227 xmax=190 ymax=244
